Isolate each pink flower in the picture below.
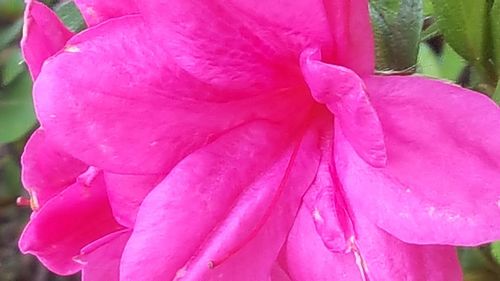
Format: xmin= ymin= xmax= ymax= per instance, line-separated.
xmin=20 ymin=0 xmax=500 ymax=280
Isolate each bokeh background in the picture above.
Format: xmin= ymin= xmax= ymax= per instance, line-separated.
xmin=0 ymin=0 xmax=499 ymax=280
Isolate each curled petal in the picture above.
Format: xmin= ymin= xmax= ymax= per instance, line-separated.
xmin=19 ymin=172 xmax=122 ymax=275
xmin=21 ymin=129 xmax=87 ymax=208
xmin=21 ymin=0 xmax=72 ymax=79
xmin=301 ymin=48 xmax=386 ymax=167
xmin=335 ymin=75 xmax=500 ymax=246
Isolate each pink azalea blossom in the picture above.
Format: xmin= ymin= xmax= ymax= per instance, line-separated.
xmin=20 ymin=0 xmax=500 ymax=280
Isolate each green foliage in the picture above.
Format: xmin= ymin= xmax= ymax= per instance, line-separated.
xmin=0 ymin=0 xmax=24 ymax=21
xmin=431 ymin=0 xmax=488 ymax=65
xmin=492 ymin=242 xmax=500 ymax=265
xmin=490 ymin=0 xmax=500 ymax=76
xmin=431 ymin=0 xmax=498 ymax=92
xmin=418 ymin=43 xmax=466 ymax=81
xmin=370 ymin=0 xmax=424 ymax=72
xmin=55 ymin=1 xmax=86 ymax=33
xmin=0 ymin=19 xmax=22 ymax=50
xmin=1 ymin=48 xmax=25 ymax=85
xmin=0 ymin=72 xmax=36 ymax=143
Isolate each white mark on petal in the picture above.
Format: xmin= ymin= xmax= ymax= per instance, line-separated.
xmin=64 ymin=45 xmax=80 ymax=53
xmin=427 ymin=206 xmax=436 ymax=216
xmin=174 ymin=266 xmax=187 ymax=280
xmin=312 ymin=208 xmax=323 ymax=223
xmin=405 ymin=188 xmax=411 ymax=193
xmin=349 ymin=236 xmax=369 ymax=281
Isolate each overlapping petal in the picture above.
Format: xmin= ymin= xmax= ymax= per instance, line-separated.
xmin=19 ymin=171 xmax=123 ymax=275
xmin=21 ymin=0 xmax=72 ymax=79
xmin=103 ymin=173 xmax=164 ymax=227
xmin=349 ymin=211 xmax=462 ymax=280
xmin=74 ymin=0 xmax=138 ymax=26
xmin=80 ymin=230 xmax=131 ymax=281
xmin=21 ymin=129 xmax=87 ymax=207
xmin=284 ymin=204 xmax=362 ymax=281
xmin=175 ymin=121 xmax=321 ymax=281
xmin=34 ymin=15 xmax=311 ymax=174
xmin=120 ymin=121 xmax=312 ymax=280
xmin=140 ymin=0 xmax=334 ymax=67
xmin=301 ymin=48 xmax=386 ymax=167
xmin=322 ymin=0 xmax=375 ymax=75
xmin=335 ymin=76 xmax=500 ymax=246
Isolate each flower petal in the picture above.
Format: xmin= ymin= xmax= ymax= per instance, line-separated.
xmin=34 ymin=15 xmax=311 ymax=174
xmin=335 ymin=75 xmax=500 ymax=246
xmin=21 ymin=0 xmax=72 ymax=79
xmin=80 ymin=230 xmax=131 ymax=281
xmin=284 ymin=204 xmax=363 ymax=281
xmin=103 ymin=172 xmax=164 ymax=227
xmin=174 ymin=122 xmax=321 ymax=281
xmin=301 ymin=48 xmax=386 ymax=167
xmin=348 ymin=211 xmax=462 ymax=281
xmin=19 ymin=171 xmax=123 ymax=275
xmin=74 ymin=0 xmax=138 ymax=26
xmin=322 ymin=0 xmax=375 ymax=75
xmin=301 ymin=120 xmax=354 ymax=252
xmin=21 ymin=129 xmax=87 ymax=208
xmin=140 ymin=0 xmax=335 ymax=67
xmin=120 ymin=121 xmax=303 ymax=281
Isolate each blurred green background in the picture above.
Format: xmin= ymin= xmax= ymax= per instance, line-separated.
xmin=0 ymin=0 xmax=499 ymax=280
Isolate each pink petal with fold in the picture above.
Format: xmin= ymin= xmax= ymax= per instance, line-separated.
xmin=74 ymin=0 xmax=138 ymax=26
xmin=120 ymin=121 xmax=301 ymax=281
xmin=348 ymin=210 xmax=462 ymax=281
xmin=21 ymin=0 xmax=72 ymax=79
xmin=335 ymin=76 xmax=500 ymax=246
xmin=103 ymin=173 xmax=164 ymax=228
xmin=34 ymin=15 xmax=311 ymax=174
xmin=80 ymin=230 xmax=131 ymax=281
xmin=301 ymin=48 xmax=386 ymax=167
xmin=19 ymin=172 xmax=122 ymax=275
xmin=176 ymin=122 xmax=321 ymax=280
xmin=21 ymin=129 xmax=87 ymax=207
xmin=285 ymin=204 xmax=363 ymax=281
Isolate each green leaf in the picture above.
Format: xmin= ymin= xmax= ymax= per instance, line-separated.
xmin=431 ymin=0 xmax=488 ymax=65
xmin=440 ymin=44 xmax=467 ymax=81
xmin=0 ymin=155 xmax=21 ymax=198
xmin=1 ymin=48 xmax=25 ymax=85
xmin=420 ymin=21 xmax=440 ymax=41
xmin=0 ymin=72 xmax=36 ymax=143
xmin=0 ymin=19 xmax=22 ymax=50
xmin=370 ymin=0 xmax=424 ymax=72
xmin=55 ymin=1 xmax=86 ymax=33
xmin=417 ymin=43 xmax=441 ymax=78
xmin=0 ymin=0 xmax=24 ymax=21
xmin=492 ymin=242 xmax=500 ymax=264
xmin=423 ymin=0 xmax=434 ymax=15
xmin=493 ymin=80 xmax=500 ymax=104
xmin=491 ymin=0 xmax=500 ymax=76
